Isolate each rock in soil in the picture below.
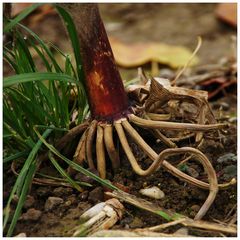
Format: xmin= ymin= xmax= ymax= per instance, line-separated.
xmin=21 ymin=208 xmax=42 ymax=221
xmin=88 ymin=187 xmax=104 ymax=204
xmin=139 ymin=186 xmax=165 ymax=199
xmin=64 ymin=194 xmax=77 ymax=207
xmin=44 ymin=197 xmax=64 ymax=211
xmin=185 ymin=166 xmax=199 ymax=178
xmin=79 ymin=191 xmax=89 ymax=201
xmin=14 ymin=233 xmax=27 ymax=237
xmin=53 ymin=187 xmax=73 ymax=197
xmin=23 ymin=195 xmax=35 ymax=209
xmin=174 ymin=227 xmax=188 ymax=236
xmin=189 ymin=204 xmax=201 ymax=218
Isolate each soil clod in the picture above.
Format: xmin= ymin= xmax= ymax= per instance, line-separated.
xmin=44 ymin=197 xmax=64 ymax=211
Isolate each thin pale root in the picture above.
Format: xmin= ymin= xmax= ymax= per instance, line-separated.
xmin=114 ymin=122 xmax=164 ymax=176
xmin=104 ymin=124 xmax=120 ymax=169
xmin=129 ymin=114 xmax=228 ymax=132
xmin=86 ymin=120 xmax=98 ymax=169
xmin=96 ymin=125 xmax=106 ymax=179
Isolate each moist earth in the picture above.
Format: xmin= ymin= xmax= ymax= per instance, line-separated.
xmin=3 ymin=3 xmax=237 ymax=237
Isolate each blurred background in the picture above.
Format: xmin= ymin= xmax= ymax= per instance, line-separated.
xmin=4 ymin=3 xmax=237 ymax=98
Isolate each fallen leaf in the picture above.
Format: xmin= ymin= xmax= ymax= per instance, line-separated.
xmin=109 ymin=37 xmax=199 ymax=69
xmin=216 ymin=3 xmax=237 ymax=27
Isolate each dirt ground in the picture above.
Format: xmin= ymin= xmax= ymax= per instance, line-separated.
xmin=3 ymin=3 xmax=237 ymax=237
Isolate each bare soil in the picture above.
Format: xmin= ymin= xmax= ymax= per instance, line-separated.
xmin=3 ymin=3 xmax=237 ymax=237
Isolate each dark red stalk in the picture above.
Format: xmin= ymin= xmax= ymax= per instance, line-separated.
xmin=59 ymin=3 xmax=129 ymax=121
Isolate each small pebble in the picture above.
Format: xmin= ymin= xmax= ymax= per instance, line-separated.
xmin=139 ymin=186 xmax=165 ymax=200
xmin=191 ymin=204 xmax=201 ymax=212
xmin=21 ymin=208 xmax=42 ymax=221
xmin=79 ymin=191 xmax=89 ymax=201
xmin=14 ymin=233 xmax=27 ymax=237
xmin=44 ymin=197 xmax=64 ymax=211
xmin=174 ymin=227 xmax=188 ymax=236
xmin=217 ymin=153 xmax=237 ymax=163
xmin=185 ymin=166 xmax=199 ymax=178
xmin=65 ymin=200 xmax=72 ymax=207
xmin=88 ymin=187 xmax=104 ymax=204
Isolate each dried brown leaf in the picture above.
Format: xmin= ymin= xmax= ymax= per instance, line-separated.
xmin=109 ymin=37 xmax=199 ymax=69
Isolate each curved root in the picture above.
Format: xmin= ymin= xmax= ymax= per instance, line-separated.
xmin=73 ymin=130 xmax=88 ymax=165
xmin=115 ymin=121 xmax=164 ymax=176
xmin=117 ymin=118 xmax=234 ymax=190
xmin=156 ymin=147 xmax=218 ymax=220
xmin=129 ymin=114 xmax=228 ymax=132
xmin=116 ymin=119 xmax=218 ymax=219
xmin=144 ymin=114 xmax=177 ymax=148
xmin=104 ymin=124 xmax=120 ymax=169
xmin=56 ymin=122 xmax=89 ymax=151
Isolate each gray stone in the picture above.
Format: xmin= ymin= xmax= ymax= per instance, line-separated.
xmin=14 ymin=233 xmax=27 ymax=237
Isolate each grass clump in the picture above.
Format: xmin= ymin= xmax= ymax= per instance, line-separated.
xmin=3 ymin=4 xmax=119 ymax=236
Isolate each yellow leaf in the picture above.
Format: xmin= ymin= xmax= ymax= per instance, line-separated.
xmin=109 ymin=37 xmax=199 ymax=69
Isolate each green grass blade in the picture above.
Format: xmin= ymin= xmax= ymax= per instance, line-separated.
xmin=48 ymin=152 xmax=84 ymax=192
xmin=34 ymin=128 xmax=119 ymax=191
xmin=18 ymin=23 xmax=63 ymax=73
xmin=4 ymin=3 xmax=43 ymax=32
xmin=3 ymin=128 xmax=53 ymax=232
xmin=36 ymin=172 xmax=92 ymax=187
xmin=6 ymin=161 xmax=37 ymax=236
xmin=3 ymin=72 xmax=79 ymax=88
xmin=3 ymin=150 xmax=29 ymax=163
xmin=55 ymin=5 xmax=85 ymax=86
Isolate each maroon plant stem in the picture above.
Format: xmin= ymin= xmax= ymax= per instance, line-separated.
xmin=59 ymin=3 xmax=129 ymax=121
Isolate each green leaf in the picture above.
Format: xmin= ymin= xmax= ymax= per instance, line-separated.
xmin=4 ymin=3 xmax=43 ymax=32
xmin=3 ymin=72 xmax=79 ymax=88
xmin=3 ymin=150 xmax=29 ymax=163
xmin=6 ymin=161 xmax=37 ymax=236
